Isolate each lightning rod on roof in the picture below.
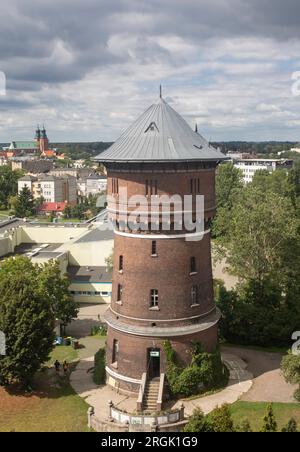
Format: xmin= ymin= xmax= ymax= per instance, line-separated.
xmin=159 ymin=84 xmax=162 ymax=98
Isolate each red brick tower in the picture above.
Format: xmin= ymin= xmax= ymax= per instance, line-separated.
xmin=95 ymin=94 xmax=226 ymax=395
xmin=39 ymin=126 xmax=49 ymax=154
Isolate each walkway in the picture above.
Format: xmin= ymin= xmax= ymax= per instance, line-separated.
xmin=70 ymin=352 xmax=253 ymax=423
xmin=222 ymin=345 xmax=297 ymax=403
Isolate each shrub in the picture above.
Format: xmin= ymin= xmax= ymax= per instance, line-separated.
xmin=236 ymin=419 xmax=252 ymax=432
xmin=183 ymin=408 xmax=212 ymax=432
xmin=260 ymin=404 xmax=277 ymax=432
xmin=91 ymin=325 xmax=107 ymax=337
xmin=93 ymin=348 xmax=106 ymax=385
xmin=281 ymin=353 xmax=300 ymax=385
xmin=173 ymin=366 xmax=203 ymax=397
xmin=294 ymin=387 xmax=300 ymax=402
xmin=163 ymin=340 xmax=229 ymax=397
xmin=206 ymin=404 xmax=235 ymax=432
xmin=282 ymin=418 xmax=298 ymax=432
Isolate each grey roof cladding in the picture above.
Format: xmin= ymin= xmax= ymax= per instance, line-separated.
xmin=95 ymin=97 xmax=226 ymax=163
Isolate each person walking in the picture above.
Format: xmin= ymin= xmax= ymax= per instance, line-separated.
xmin=63 ymin=360 xmax=69 ymax=377
xmin=54 ymin=360 xmax=60 ymax=374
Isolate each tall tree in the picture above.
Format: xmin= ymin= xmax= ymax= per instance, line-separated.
xmin=0 ymin=257 xmax=55 ymax=387
xmin=214 ymin=185 xmax=300 ymax=284
xmin=213 ymin=163 xmax=243 ymax=238
xmin=38 ymin=261 xmax=78 ymax=334
xmin=0 ymin=166 xmax=23 ymax=209
xmin=215 ymin=163 xmax=243 ymax=210
xmin=261 ymin=404 xmax=277 ymax=432
xmin=14 ymin=186 xmax=35 ymax=218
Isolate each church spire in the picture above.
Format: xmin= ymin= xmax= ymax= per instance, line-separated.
xmin=35 ymin=125 xmax=41 ymax=140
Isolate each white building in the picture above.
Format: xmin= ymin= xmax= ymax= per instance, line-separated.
xmin=85 ymin=175 xmax=107 ymax=196
xmin=18 ymin=174 xmax=77 ymax=204
xmin=234 ymin=158 xmax=294 ymax=183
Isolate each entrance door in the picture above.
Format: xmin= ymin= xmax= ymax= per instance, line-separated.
xmin=147 ymin=348 xmax=160 ymax=379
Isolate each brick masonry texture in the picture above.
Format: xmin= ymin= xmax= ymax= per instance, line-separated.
xmin=104 ymin=163 xmax=219 ymax=391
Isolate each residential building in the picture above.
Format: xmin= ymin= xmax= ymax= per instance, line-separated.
xmin=11 ymin=158 xmax=53 ymax=174
xmin=18 ymin=174 xmax=77 ymax=212
xmin=86 ymin=175 xmax=107 ymax=195
xmin=234 ymin=158 xmax=294 ymax=183
xmin=50 ymin=167 xmax=95 ymax=179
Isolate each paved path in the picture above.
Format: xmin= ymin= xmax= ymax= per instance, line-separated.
xmin=67 ymin=304 xmax=108 ymax=338
xmin=222 ymin=345 xmax=297 ymax=403
xmin=70 ymin=352 xmax=253 ymax=422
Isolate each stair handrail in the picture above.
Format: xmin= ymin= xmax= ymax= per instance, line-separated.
xmin=137 ymin=372 xmax=147 ymax=412
xmin=156 ymin=373 xmax=165 ymax=412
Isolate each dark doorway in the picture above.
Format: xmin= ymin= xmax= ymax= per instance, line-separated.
xmin=147 ymin=348 xmax=160 ymax=379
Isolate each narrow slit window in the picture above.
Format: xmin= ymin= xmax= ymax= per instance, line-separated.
xmin=117 ymin=284 xmax=123 ymax=301
xmin=119 ymin=255 xmax=123 ymax=271
xmin=152 ymin=241 xmax=157 ymax=256
xmin=191 ymin=285 xmax=198 ymax=305
xmin=190 ymin=257 xmax=197 ymax=273
xmin=112 ymin=339 xmax=119 ymax=364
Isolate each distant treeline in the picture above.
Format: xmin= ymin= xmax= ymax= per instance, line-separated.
xmin=52 ymin=141 xmax=113 ymax=160
xmin=1 ymin=141 xmax=299 ymax=160
xmin=212 ymin=141 xmax=298 ymax=155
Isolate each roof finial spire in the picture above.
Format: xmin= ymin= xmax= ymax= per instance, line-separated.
xmin=159 ymin=84 xmax=162 ymax=99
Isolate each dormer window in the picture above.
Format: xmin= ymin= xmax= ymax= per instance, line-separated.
xmin=145 ymin=122 xmax=159 ymax=133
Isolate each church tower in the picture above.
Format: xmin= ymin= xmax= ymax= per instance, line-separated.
xmin=95 ymin=93 xmax=226 ymax=398
xmin=39 ymin=126 xmax=49 ymax=154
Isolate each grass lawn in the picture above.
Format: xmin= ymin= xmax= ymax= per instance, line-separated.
xmin=230 ymin=401 xmax=300 ymax=431
xmin=46 ymin=345 xmax=79 ymax=367
xmin=0 ymin=370 xmax=90 ymax=432
xmin=0 ymin=210 xmax=11 ymax=218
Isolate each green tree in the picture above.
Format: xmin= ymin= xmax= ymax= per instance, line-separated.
xmin=0 ymin=257 xmax=55 ymax=387
xmin=236 ymin=419 xmax=253 ymax=432
xmin=215 ymin=163 xmax=243 ymax=210
xmin=214 ymin=186 xmax=300 ymax=284
xmin=207 ymin=404 xmax=235 ymax=432
xmin=105 ymin=250 xmax=114 ymax=273
xmin=281 ymin=353 xmax=300 ymax=385
xmin=38 ymin=261 xmax=78 ymax=334
xmin=63 ymin=205 xmax=73 ymax=219
xmin=282 ymin=418 xmax=298 ymax=432
xmin=14 ymin=186 xmax=35 ymax=218
xmin=183 ymin=408 xmax=212 ymax=432
xmin=8 ymin=195 xmax=18 ymax=212
xmin=213 ymin=163 xmax=243 ymax=238
xmin=260 ymin=404 xmax=277 ymax=432
xmin=0 ymin=166 xmax=22 ymax=209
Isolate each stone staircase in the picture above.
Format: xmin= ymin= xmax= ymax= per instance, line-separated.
xmin=143 ymin=378 xmax=160 ymax=412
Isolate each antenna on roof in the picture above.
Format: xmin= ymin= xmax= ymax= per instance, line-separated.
xmin=159 ymin=84 xmax=162 ymax=99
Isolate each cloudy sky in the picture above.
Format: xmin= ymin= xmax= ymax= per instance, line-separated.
xmin=1 ymin=0 xmax=300 ymax=142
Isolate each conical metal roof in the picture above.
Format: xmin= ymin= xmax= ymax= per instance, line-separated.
xmin=95 ymin=96 xmax=226 ymax=163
